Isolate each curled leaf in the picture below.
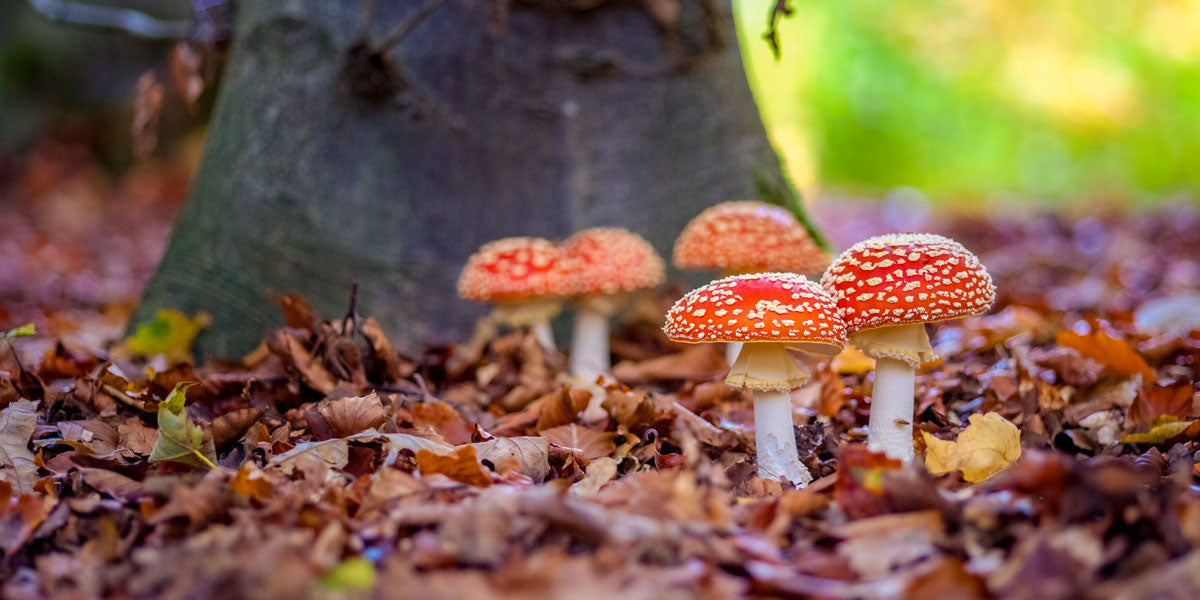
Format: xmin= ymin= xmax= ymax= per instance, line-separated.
xmin=922 ymin=413 xmax=1021 ymax=482
xmin=0 ymin=400 xmax=39 ymax=493
xmin=149 ymin=382 xmax=217 ymax=468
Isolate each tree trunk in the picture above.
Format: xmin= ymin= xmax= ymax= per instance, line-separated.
xmin=134 ymin=0 xmax=801 ymax=356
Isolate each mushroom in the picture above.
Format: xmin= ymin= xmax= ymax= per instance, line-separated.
xmin=564 ymin=227 xmax=664 ymax=383
xmin=821 ymin=233 xmax=996 ymax=461
xmin=673 ymin=201 xmax=829 ymax=365
xmin=663 ymin=273 xmax=846 ymax=486
xmin=457 ymin=237 xmax=572 ymax=350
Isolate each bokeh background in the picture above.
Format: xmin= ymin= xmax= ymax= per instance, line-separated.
xmin=1 ymin=0 xmax=1199 ymax=337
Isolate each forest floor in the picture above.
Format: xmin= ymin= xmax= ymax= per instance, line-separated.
xmin=2 ymin=141 xmax=1200 ymax=599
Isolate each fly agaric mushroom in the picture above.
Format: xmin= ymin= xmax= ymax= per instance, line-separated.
xmin=673 ymin=201 xmax=829 ymax=365
xmin=821 ymin=233 xmax=996 ymax=461
xmin=664 ymin=273 xmax=846 ymax=486
xmin=458 ymin=237 xmax=572 ymax=350
xmin=564 ymin=227 xmax=664 ymax=383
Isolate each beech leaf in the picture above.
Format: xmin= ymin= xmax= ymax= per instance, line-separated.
xmin=1055 ymin=330 xmax=1154 ymax=381
xmin=922 ymin=412 xmax=1021 ymax=482
xmin=0 ymin=400 xmax=39 ymax=494
xmin=149 ymin=382 xmax=217 ymax=468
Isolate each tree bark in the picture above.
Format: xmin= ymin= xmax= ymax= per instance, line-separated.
xmin=134 ymin=0 xmax=802 ymax=356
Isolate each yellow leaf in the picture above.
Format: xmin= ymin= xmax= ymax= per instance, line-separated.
xmin=1121 ymin=416 xmax=1193 ymax=444
xmin=149 ymin=382 xmax=216 ymax=468
xmin=122 ymin=309 xmax=211 ymax=365
xmin=832 ymin=345 xmax=875 ymax=375
xmin=922 ymin=413 xmax=1021 ymax=482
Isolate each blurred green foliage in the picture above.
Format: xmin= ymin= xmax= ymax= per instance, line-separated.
xmin=737 ymin=0 xmax=1200 ymax=205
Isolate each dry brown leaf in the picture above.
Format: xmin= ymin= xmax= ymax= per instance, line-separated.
xmin=611 ymin=344 xmax=726 ymax=385
xmin=1127 ymin=381 xmax=1196 ymax=430
xmin=319 ymin=393 xmax=385 ymax=438
xmin=118 ymin=419 xmax=158 ymax=455
xmin=415 ymin=445 xmax=492 ymax=486
xmin=211 ymin=408 xmax=263 ymax=448
xmin=231 ymin=463 xmax=273 ymax=500
xmin=534 ymin=387 xmax=590 ymax=431
xmin=1055 ymin=330 xmax=1154 ymax=381
xmin=473 ymin=437 xmax=550 ymax=481
xmin=538 ymin=424 xmax=617 ymax=460
xmin=570 ymin=457 xmax=619 ymax=496
xmin=412 ymin=399 xmax=474 ymax=445
xmin=266 ymin=330 xmax=336 ymax=395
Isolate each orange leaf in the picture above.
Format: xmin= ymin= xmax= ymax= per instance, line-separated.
xmin=1055 ymin=330 xmax=1153 ymax=381
xmin=415 ymin=446 xmax=492 ymax=486
xmin=231 ymin=463 xmax=273 ymax=500
xmin=538 ymin=424 xmax=617 ymax=460
xmin=412 ymin=400 xmax=473 ymax=445
xmin=1127 ymin=382 xmax=1196 ymax=431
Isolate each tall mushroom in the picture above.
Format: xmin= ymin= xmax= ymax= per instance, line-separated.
xmin=821 ymin=233 xmax=996 ymax=461
xmin=673 ymin=201 xmax=829 ymax=365
xmin=564 ymin=227 xmax=664 ymax=383
xmin=457 ymin=237 xmax=571 ymax=350
xmin=664 ymin=273 xmax=846 ymax=486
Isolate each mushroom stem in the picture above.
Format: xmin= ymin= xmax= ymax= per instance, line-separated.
xmin=753 ymin=389 xmax=812 ymax=486
xmin=569 ymin=305 xmax=610 ymax=382
xmin=725 ymin=342 xmax=742 ymax=367
xmin=532 ymin=321 xmax=556 ymax=351
xmin=868 ymin=356 xmax=916 ymax=461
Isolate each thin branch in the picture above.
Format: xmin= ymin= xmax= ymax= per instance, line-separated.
xmin=377 ymin=0 xmax=452 ymax=51
xmin=763 ymin=0 xmax=793 ymax=60
xmin=24 ymin=0 xmax=192 ymax=39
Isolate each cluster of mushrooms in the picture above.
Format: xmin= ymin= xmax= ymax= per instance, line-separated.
xmin=459 ymin=202 xmax=996 ymax=488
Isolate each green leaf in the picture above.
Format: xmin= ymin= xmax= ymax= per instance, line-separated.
xmin=122 ymin=309 xmax=210 ymax=365
xmin=320 ymin=557 xmax=376 ymax=593
xmin=3 ymin=323 xmax=35 ymax=339
xmin=149 ymin=382 xmax=216 ymax=468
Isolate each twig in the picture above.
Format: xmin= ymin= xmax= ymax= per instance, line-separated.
xmin=103 ymin=383 xmax=148 ymax=411
xmin=763 ymin=0 xmax=794 ymax=59
xmin=23 ymin=0 xmax=191 ymax=39
xmin=377 ymin=0 xmax=452 ymax=51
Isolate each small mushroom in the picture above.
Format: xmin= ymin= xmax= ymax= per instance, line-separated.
xmin=457 ymin=237 xmax=572 ymax=350
xmin=564 ymin=227 xmax=664 ymax=383
xmin=673 ymin=201 xmax=829 ymax=365
xmin=663 ymin=273 xmax=846 ymax=486
xmin=821 ymin=233 xmax=996 ymax=461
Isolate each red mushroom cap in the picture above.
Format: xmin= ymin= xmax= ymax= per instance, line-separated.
xmin=672 ymin=201 xmax=828 ymax=274
xmin=457 ymin=237 xmax=571 ymax=302
xmin=564 ymin=227 xmax=665 ymax=297
xmin=820 ymin=233 xmax=996 ymax=333
xmin=663 ymin=272 xmax=846 ymax=351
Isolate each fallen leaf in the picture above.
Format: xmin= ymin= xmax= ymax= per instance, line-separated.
xmin=1120 ymin=416 xmax=1194 ymax=444
xmin=231 ymin=462 xmax=273 ymax=500
xmin=0 ymin=400 xmax=39 ymax=494
xmin=473 ymin=437 xmax=549 ymax=481
xmin=266 ymin=329 xmax=336 ymax=395
xmin=149 ymin=382 xmax=217 ymax=468
xmin=1055 ymin=329 xmax=1154 ymax=381
xmin=922 ymin=412 xmax=1021 ymax=482
xmin=412 ymin=399 xmax=473 ymax=445
xmin=270 ymin=430 xmax=452 ymax=474
xmin=415 ymin=445 xmax=492 ymax=486
xmin=1127 ymin=382 xmax=1195 ymax=430
xmin=79 ymin=467 xmax=146 ymax=499
xmin=832 ymin=345 xmax=875 ymax=375
xmin=319 ymin=393 xmax=385 ymax=438
xmin=538 ymin=424 xmax=617 ymax=460
xmin=2 ymin=323 xmax=35 ymax=338
xmin=121 ymin=309 xmax=210 ymax=366
xmin=834 ymin=445 xmax=902 ymax=519
xmin=118 ymin=419 xmax=158 ymax=455
xmin=535 ymin=387 xmax=591 ymax=431
xmin=321 ymin=556 xmax=376 ymax=593
xmin=211 ymin=407 xmax=263 ymax=448
xmin=570 ymin=457 xmax=618 ymax=496
xmin=611 ymin=344 xmax=726 ymax=384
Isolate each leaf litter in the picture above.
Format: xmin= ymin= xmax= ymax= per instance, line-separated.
xmin=1 ymin=183 xmax=1200 ymax=597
